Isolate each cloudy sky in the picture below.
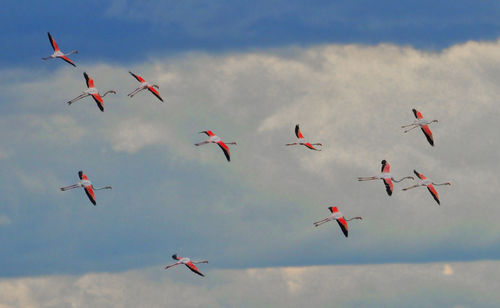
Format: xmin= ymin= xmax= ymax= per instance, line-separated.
xmin=1 ymin=1 xmax=500 ymax=307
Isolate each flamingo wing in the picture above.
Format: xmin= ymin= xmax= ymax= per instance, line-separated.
xmin=304 ymin=142 xmax=319 ymax=151
xmin=427 ymin=184 xmax=440 ymax=205
xmin=83 ymin=186 xmax=96 ymax=205
xmin=381 ymin=160 xmax=390 ymax=173
xmin=420 ymin=125 xmax=434 ymax=146
xmin=412 ymin=108 xmax=424 ymax=119
xmin=413 ymin=170 xmax=426 ymax=180
xmin=185 ymin=262 xmax=204 ymax=277
xmin=91 ymin=94 xmax=104 ymax=112
xmin=217 ymin=141 xmax=231 ymax=162
xmin=47 ymin=32 xmax=59 ymax=51
xmin=383 ymin=178 xmax=393 ymax=196
xmin=328 ymin=206 xmax=339 ymax=213
xmin=336 ymin=217 xmax=349 ymax=238
xmin=78 ymin=170 xmax=88 ymax=181
xmin=295 ymin=124 xmax=304 ymax=139
xmin=201 ymin=130 xmax=215 ymax=137
xmin=83 ymin=72 xmax=94 ymax=88
xmin=147 ymin=86 xmax=163 ymax=102
xmin=59 ymin=55 xmax=76 ymax=67
xmin=129 ymin=71 xmax=146 ymax=83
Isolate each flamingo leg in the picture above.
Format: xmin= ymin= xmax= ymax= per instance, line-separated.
xmin=128 ymin=87 xmax=145 ymax=97
xmin=42 ymin=56 xmax=53 ymax=60
xmin=60 ymin=184 xmax=80 ymax=191
xmin=165 ymin=262 xmax=181 ymax=269
xmin=358 ymin=177 xmax=378 ymax=181
xmin=403 ymin=125 xmax=419 ymax=133
xmin=67 ymin=93 xmax=89 ymax=105
xmin=402 ymin=184 xmax=421 ymax=191
xmin=314 ymin=218 xmax=331 ymax=226
xmin=195 ymin=141 xmax=210 ymax=146
xmin=286 ymin=143 xmax=298 ymax=146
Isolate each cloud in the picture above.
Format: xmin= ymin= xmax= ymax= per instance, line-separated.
xmin=0 ymin=215 xmax=11 ymax=226
xmin=0 ymin=261 xmax=499 ymax=307
xmin=443 ymin=264 xmax=454 ymax=276
xmin=1 ymin=39 xmax=500 ymax=276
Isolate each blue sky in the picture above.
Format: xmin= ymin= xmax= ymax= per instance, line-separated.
xmin=1 ymin=0 xmax=500 ymax=288
xmin=2 ymin=1 xmax=500 ymax=69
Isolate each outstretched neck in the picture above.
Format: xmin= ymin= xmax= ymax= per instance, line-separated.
xmin=93 ymin=185 xmax=112 ymax=190
xmin=392 ymin=176 xmax=414 ymax=183
xmin=345 ymin=216 xmax=363 ymax=222
xmin=433 ymin=182 xmax=451 ymax=186
xmin=101 ymin=90 xmax=116 ymax=97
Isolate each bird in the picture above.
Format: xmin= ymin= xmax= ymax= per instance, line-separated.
xmin=60 ymin=170 xmax=112 ymax=205
xmin=127 ymin=71 xmax=164 ymax=102
xmin=195 ymin=130 xmax=236 ymax=162
xmin=67 ymin=72 xmax=117 ymax=112
xmin=165 ymin=254 xmax=208 ymax=277
xmin=313 ymin=206 xmax=362 ymax=238
xmin=402 ymin=108 xmax=438 ymax=146
xmin=42 ymin=32 xmax=78 ymax=67
xmin=402 ymin=170 xmax=451 ymax=205
xmin=358 ymin=160 xmax=414 ymax=196
xmin=286 ymin=124 xmax=322 ymax=151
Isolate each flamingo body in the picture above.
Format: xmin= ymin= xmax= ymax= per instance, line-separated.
xmin=195 ymin=130 xmax=236 ymax=162
xmin=128 ymin=71 xmax=164 ymax=102
xmin=43 ymin=32 xmax=78 ymax=67
xmin=165 ymin=254 xmax=208 ymax=277
xmin=313 ymin=206 xmax=362 ymax=238
xmin=358 ymin=160 xmax=414 ymax=196
xmin=287 ymin=124 xmax=322 ymax=151
xmin=60 ymin=170 xmax=112 ymax=206
xmin=402 ymin=170 xmax=451 ymax=205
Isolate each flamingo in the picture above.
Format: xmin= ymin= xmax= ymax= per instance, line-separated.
xmin=127 ymin=71 xmax=164 ymax=102
xmin=286 ymin=124 xmax=322 ymax=151
xmin=165 ymin=254 xmax=208 ymax=277
xmin=358 ymin=160 xmax=414 ymax=196
xmin=60 ymin=170 xmax=112 ymax=206
xmin=313 ymin=206 xmax=362 ymax=238
xmin=42 ymin=32 xmax=78 ymax=67
xmin=67 ymin=72 xmax=117 ymax=112
xmin=402 ymin=108 xmax=438 ymax=146
xmin=195 ymin=130 xmax=237 ymax=162
xmin=402 ymin=170 xmax=451 ymax=205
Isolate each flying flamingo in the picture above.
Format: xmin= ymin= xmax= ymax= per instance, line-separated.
xmin=313 ymin=206 xmax=362 ymax=238
xmin=286 ymin=124 xmax=322 ymax=151
xmin=402 ymin=108 xmax=438 ymax=146
xmin=42 ymin=32 xmax=78 ymax=67
xmin=165 ymin=254 xmax=208 ymax=277
xmin=402 ymin=170 xmax=451 ymax=205
xmin=67 ymin=72 xmax=117 ymax=112
xmin=358 ymin=160 xmax=414 ymax=196
xmin=195 ymin=130 xmax=236 ymax=162
xmin=60 ymin=170 xmax=112 ymax=206
xmin=127 ymin=71 xmax=164 ymax=102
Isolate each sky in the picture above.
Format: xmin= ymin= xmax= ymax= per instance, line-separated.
xmin=1 ymin=1 xmax=500 ymax=307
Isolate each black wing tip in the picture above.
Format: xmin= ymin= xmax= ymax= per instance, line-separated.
xmin=413 ymin=170 xmax=419 ymax=176
xmin=386 ymin=187 xmax=392 ymax=196
xmin=381 ymin=160 xmax=386 ymax=164
xmin=78 ymin=170 xmax=83 ymax=179
xmin=172 ymin=254 xmax=178 ymax=260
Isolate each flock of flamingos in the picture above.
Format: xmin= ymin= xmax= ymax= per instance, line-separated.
xmin=45 ymin=32 xmax=451 ymax=277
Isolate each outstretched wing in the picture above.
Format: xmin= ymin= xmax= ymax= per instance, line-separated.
xmin=78 ymin=170 xmax=88 ymax=180
xmin=427 ymin=184 xmax=440 ymax=205
xmin=217 ymin=141 xmax=231 ymax=162
xmin=201 ymin=130 xmax=215 ymax=137
xmin=413 ymin=170 xmax=426 ymax=180
xmin=412 ymin=108 xmax=424 ymax=119
xmin=129 ymin=71 xmax=146 ymax=83
xmin=91 ymin=94 xmax=104 ymax=112
xmin=328 ymin=206 xmax=339 ymax=213
xmin=59 ymin=55 xmax=76 ymax=67
xmin=336 ymin=217 xmax=349 ymax=238
xmin=381 ymin=160 xmax=390 ymax=173
xmin=84 ymin=186 xmax=97 ymax=205
xmin=420 ymin=125 xmax=434 ymax=146
xmin=304 ymin=142 xmax=320 ymax=151
xmin=383 ymin=178 xmax=393 ymax=196
xmin=147 ymin=86 xmax=163 ymax=102
xmin=295 ymin=124 xmax=304 ymax=139
xmin=83 ymin=72 xmax=94 ymax=88
xmin=185 ymin=262 xmax=204 ymax=277
xmin=47 ymin=32 xmax=59 ymax=51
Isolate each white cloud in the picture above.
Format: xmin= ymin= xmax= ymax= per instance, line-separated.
xmin=0 ymin=261 xmax=498 ymax=307
xmin=1 ymin=39 xmax=500 ymax=272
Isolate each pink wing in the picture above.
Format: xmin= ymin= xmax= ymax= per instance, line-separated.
xmin=336 ymin=217 xmax=349 ymax=238
xmin=59 ymin=55 xmax=76 ymax=67
xmin=328 ymin=206 xmax=339 ymax=213
xmin=217 ymin=141 xmax=231 ymax=162
xmin=420 ymin=125 xmax=434 ymax=146
xmin=412 ymin=108 xmax=424 ymax=119
xmin=129 ymin=71 xmax=146 ymax=83
xmin=91 ymin=94 xmax=104 ymax=112
xmin=383 ymin=178 xmax=393 ymax=196
xmin=413 ymin=170 xmax=427 ymax=180
xmin=185 ymin=262 xmax=204 ymax=277
xmin=427 ymin=184 xmax=440 ymax=205
xmin=84 ymin=186 xmax=96 ymax=205
xmin=381 ymin=160 xmax=390 ymax=173
xmin=48 ymin=32 xmax=59 ymax=51
xmin=295 ymin=124 xmax=304 ymax=139
xmin=147 ymin=86 xmax=163 ymax=102
xmin=304 ymin=142 xmax=319 ymax=151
